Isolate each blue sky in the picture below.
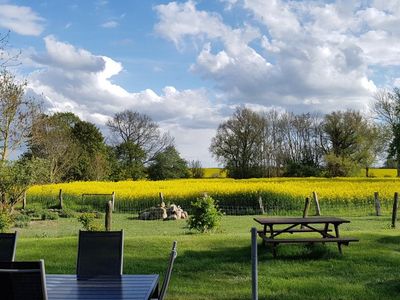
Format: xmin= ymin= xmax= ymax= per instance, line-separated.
xmin=1 ymin=0 xmax=400 ymax=166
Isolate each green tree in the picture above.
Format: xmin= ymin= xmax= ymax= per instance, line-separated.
xmin=113 ymin=141 xmax=146 ymax=180
xmin=210 ymin=107 xmax=265 ymax=179
xmin=147 ymin=146 xmax=189 ymax=180
xmin=322 ymin=110 xmax=372 ymax=176
xmin=189 ymin=160 xmax=204 ymax=178
xmin=68 ymin=120 xmax=109 ymax=181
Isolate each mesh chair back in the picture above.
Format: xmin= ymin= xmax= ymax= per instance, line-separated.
xmin=77 ymin=230 xmax=124 ymax=277
xmin=159 ymin=241 xmax=178 ymax=300
xmin=0 ymin=260 xmax=47 ymax=300
xmin=0 ymin=232 xmax=17 ymax=261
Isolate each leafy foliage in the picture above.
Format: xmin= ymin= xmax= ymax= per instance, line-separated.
xmin=77 ymin=213 xmax=102 ymax=231
xmin=0 ymin=210 xmax=12 ymax=232
xmin=147 ymin=146 xmax=189 ymax=180
xmin=187 ymin=195 xmax=222 ymax=232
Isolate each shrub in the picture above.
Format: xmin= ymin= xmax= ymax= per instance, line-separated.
xmin=41 ymin=211 xmax=59 ymax=220
xmin=58 ymin=208 xmax=76 ymax=218
xmin=78 ymin=213 xmax=102 ymax=231
xmin=187 ymin=195 xmax=222 ymax=233
xmin=13 ymin=214 xmax=31 ymax=228
xmin=0 ymin=211 xmax=12 ymax=232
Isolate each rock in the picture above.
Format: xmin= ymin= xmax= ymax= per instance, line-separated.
xmin=167 ymin=214 xmax=179 ymax=221
xmin=139 ymin=204 xmax=186 ymax=221
xmin=139 ymin=211 xmax=150 ymax=220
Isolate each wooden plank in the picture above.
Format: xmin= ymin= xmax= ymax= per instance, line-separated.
xmin=312 ymin=191 xmax=321 ymax=216
xmin=258 ymin=229 xmax=332 ymax=234
xmin=260 ymin=236 xmax=359 ymax=244
xmin=254 ymin=217 xmax=350 ymax=225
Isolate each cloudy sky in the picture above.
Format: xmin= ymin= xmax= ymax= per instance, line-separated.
xmin=1 ymin=0 xmax=400 ymax=166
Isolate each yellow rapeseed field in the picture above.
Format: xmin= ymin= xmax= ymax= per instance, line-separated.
xmin=28 ymin=177 xmax=400 ymax=205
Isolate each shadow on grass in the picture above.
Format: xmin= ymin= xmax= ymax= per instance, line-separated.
xmin=258 ymin=243 xmax=341 ymax=261
xmin=376 ymin=235 xmax=400 ymax=244
xmin=369 ymin=279 xmax=400 ymax=298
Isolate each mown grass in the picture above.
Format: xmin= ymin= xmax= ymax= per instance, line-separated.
xmin=13 ymin=214 xmax=400 ymax=299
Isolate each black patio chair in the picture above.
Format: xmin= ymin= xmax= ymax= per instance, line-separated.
xmin=0 ymin=231 xmax=17 ymax=261
xmin=76 ymin=230 xmax=124 ymax=277
xmin=154 ymin=241 xmax=178 ymax=300
xmin=0 ymin=260 xmax=47 ymax=300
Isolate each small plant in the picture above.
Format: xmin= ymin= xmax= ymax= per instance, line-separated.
xmin=58 ymin=208 xmax=76 ymax=218
xmin=41 ymin=210 xmax=59 ymax=220
xmin=187 ymin=195 xmax=222 ymax=233
xmin=78 ymin=213 xmax=102 ymax=231
xmin=0 ymin=210 xmax=12 ymax=232
xmin=13 ymin=214 xmax=31 ymax=228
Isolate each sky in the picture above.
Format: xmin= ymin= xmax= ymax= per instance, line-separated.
xmin=1 ymin=0 xmax=400 ymax=166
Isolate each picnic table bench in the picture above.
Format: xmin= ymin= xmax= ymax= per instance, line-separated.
xmin=254 ymin=217 xmax=359 ymax=257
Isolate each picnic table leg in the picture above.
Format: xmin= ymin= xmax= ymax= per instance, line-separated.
xmin=322 ymin=223 xmax=329 ymax=245
xmin=334 ymin=224 xmax=342 ymax=254
xmin=272 ymin=243 xmax=277 ymax=258
xmin=262 ymin=225 xmax=267 ymax=247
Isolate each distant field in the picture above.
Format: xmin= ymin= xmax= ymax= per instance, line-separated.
xmin=203 ymin=168 xmax=226 ymax=178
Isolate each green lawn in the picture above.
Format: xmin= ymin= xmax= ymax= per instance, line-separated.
xmin=14 ymin=214 xmax=400 ymax=299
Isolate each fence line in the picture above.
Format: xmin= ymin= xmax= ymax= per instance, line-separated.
xmin=24 ymin=191 xmax=399 ymax=217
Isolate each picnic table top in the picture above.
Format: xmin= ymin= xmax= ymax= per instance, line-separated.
xmin=253 ymin=216 xmax=350 ymax=225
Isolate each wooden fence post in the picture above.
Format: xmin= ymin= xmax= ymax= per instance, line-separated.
xmin=251 ymin=227 xmax=258 ymax=300
xmin=258 ymin=196 xmax=265 ymax=214
xmin=22 ymin=191 xmax=27 ymax=209
xmin=374 ymin=192 xmax=381 ymax=216
xmin=58 ymin=189 xmax=63 ymax=209
xmin=301 ymin=197 xmax=311 ymax=229
xmin=392 ymin=192 xmax=398 ymax=228
xmin=312 ymin=191 xmax=321 ymax=216
xmin=111 ymin=191 xmax=115 ymax=211
xmin=159 ymin=192 xmax=165 ymax=206
xmin=105 ymin=200 xmax=112 ymax=231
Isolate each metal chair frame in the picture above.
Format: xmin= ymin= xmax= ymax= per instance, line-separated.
xmin=0 ymin=231 xmax=18 ymax=261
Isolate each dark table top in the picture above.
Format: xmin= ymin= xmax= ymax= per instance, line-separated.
xmin=46 ymin=274 xmax=159 ymax=300
xmin=254 ymin=216 xmax=350 ymax=225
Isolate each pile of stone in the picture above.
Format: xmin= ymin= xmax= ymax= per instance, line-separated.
xmin=139 ymin=202 xmax=188 ymax=220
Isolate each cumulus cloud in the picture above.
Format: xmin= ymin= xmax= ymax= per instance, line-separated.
xmin=0 ymin=4 xmax=44 ymax=36
xmin=153 ymin=0 xmax=400 ymax=113
xmin=26 ymin=36 xmax=223 ymax=165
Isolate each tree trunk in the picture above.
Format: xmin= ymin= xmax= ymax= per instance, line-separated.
xmin=365 ymin=166 xmax=369 ymax=177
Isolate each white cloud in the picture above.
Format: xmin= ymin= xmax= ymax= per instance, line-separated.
xmin=101 ymin=21 xmax=119 ymax=28
xmin=26 ymin=36 xmax=224 ymax=165
xmin=155 ymin=0 xmax=398 ymax=113
xmin=0 ymin=4 xmax=44 ymax=36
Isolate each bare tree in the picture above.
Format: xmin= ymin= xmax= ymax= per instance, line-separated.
xmin=0 ymin=31 xmax=21 ymax=68
xmin=374 ymin=88 xmax=400 ymax=176
xmin=106 ymin=110 xmax=173 ymax=163
xmin=0 ymin=70 xmax=39 ymax=163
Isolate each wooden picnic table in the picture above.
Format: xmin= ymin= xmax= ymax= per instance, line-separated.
xmin=253 ymin=217 xmax=359 ymax=257
xmin=46 ymin=274 xmax=159 ymax=300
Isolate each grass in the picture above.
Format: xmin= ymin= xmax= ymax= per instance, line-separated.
xmin=13 ymin=214 xmax=400 ymax=299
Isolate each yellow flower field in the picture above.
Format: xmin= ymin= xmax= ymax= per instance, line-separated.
xmin=27 ymin=177 xmax=400 ymax=211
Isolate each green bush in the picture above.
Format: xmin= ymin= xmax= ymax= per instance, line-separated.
xmin=13 ymin=214 xmax=31 ymax=228
xmin=0 ymin=211 xmax=12 ymax=232
xmin=77 ymin=213 xmax=103 ymax=231
xmin=187 ymin=195 xmax=223 ymax=233
xmin=58 ymin=208 xmax=76 ymax=218
xmin=41 ymin=211 xmax=59 ymax=220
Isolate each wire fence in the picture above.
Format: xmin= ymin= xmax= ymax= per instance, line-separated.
xmin=24 ymin=190 xmax=397 ymax=218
